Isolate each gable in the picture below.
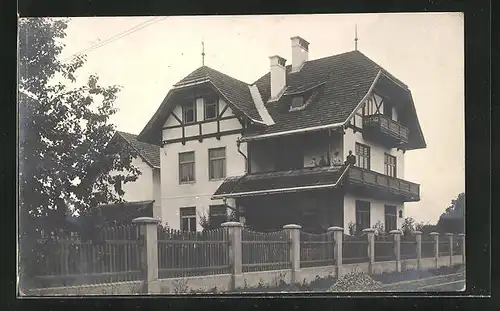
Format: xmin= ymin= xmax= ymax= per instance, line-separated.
xmin=161 ymin=93 xmax=243 ymax=144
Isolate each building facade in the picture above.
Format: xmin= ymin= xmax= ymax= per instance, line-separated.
xmin=137 ymin=36 xmax=426 ymax=234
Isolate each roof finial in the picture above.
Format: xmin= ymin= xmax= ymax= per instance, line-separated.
xmin=354 ymin=24 xmax=359 ymax=51
xmin=201 ymin=41 xmax=206 ymax=66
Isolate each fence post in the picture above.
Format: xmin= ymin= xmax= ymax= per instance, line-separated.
xmin=221 ymin=221 xmax=243 ymax=291
xmin=412 ymin=231 xmax=422 ymax=271
xmin=362 ymin=228 xmax=375 ymax=274
xmin=327 ymin=226 xmax=344 ymax=277
xmin=390 ymin=230 xmax=402 ymax=272
xmin=283 ymin=224 xmax=301 ymax=284
xmin=132 ymin=217 xmax=160 ymax=294
xmin=445 ymin=233 xmax=454 ymax=267
xmin=458 ymin=233 xmax=465 ymax=265
xmin=430 ymin=232 xmax=439 ymax=269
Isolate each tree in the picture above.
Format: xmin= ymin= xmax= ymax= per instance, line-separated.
xmin=437 ymin=192 xmax=465 ymax=233
xmin=18 ymin=18 xmax=140 ymax=282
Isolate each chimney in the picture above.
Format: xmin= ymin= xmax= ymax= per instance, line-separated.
xmin=291 ymin=36 xmax=309 ymax=72
xmin=269 ymin=55 xmax=287 ymax=99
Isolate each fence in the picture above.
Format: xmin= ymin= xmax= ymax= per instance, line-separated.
xmin=299 ymin=231 xmax=334 ymax=268
xmin=343 ymin=234 xmax=369 ymax=264
xmin=241 ymin=228 xmax=291 ymax=272
xmin=157 ymin=227 xmax=230 ymax=278
xmin=32 ymin=224 xmax=142 ymax=288
xmin=400 ymin=235 xmax=417 ymax=260
xmin=28 ymin=218 xmax=466 ymax=293
xmin=374 ymin=234 xmax=394 ymax=262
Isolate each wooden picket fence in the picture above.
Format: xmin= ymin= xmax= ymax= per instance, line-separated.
xmin=32 ymin=224 xmax=142 ymax=288
xmin=241 ymin=228 xmax=291 ymax=273
xmin=299 ymin=231 xmax=335 ymax=268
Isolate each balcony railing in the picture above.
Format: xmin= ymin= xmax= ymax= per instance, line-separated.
xmin=347 ymin=166 xmax=420 ymax=201
xmin=363 ymin=114 xmax=409 ymax=145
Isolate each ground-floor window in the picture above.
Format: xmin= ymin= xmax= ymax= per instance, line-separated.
xmin=180 ymin=207 xmax=197 ymax=232
xmin=384 ymin=205 xmax=398 ymax=232
xmin=355 ymin=200 xmax=371 ymax=233
xmin=209 ymin=205 xmax=228 ymax=228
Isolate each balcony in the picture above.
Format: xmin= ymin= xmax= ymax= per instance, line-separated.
xmin=346 ymin=166 xmax=420 ymax=202
xmin=363 ymin=114 xmax=409 ymax=147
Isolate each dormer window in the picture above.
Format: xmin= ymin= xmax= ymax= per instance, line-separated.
xmin=290 ymin=96 xmax=304 ymax=111
xmin=182 ymin=101 xmax=196 ymax=124
xmin=204 ymin=98 xmax=218 ymax=120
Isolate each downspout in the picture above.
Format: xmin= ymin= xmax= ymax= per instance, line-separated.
xmin=236 ymin=137 xmax=248 ymax=173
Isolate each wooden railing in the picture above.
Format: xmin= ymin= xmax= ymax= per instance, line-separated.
xmin=348 ymin=166 xmax=420 ymax=199
xmin=363 ymin=114 xmax=409 ymax=143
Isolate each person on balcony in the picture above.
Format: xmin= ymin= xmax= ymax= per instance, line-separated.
xmin=310 ymin=157 xmax=317 ymax=167
xmin=345 ymin=150 xmax=356 ymax=166
xmin=331 ymin=150 xmax=343 ymax=166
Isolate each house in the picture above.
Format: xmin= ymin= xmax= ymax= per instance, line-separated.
xmin=137 ymin=36 xmax=426 ymax=233
xmin=107 ymin=131 xmax=162 ymax=220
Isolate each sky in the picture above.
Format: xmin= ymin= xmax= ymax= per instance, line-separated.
xmin=56 ymin=13 xmax=464 ymax=223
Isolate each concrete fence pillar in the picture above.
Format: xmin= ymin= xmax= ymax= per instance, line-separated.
xmin=390 ymin=230 xmax=402 ymax=272
xmin=412 ymin=231 xmax=422 ymax=271
xmin=445 ymin=233 xmax=454 ymax=266
xmin=132 ymin=217 xmax=161 ymax=294
xmin=221 ymin=221 xmax=243 ymax=291
xmin=430 ymin=232 xmax=440 ymax=269
xmin=283 ymin=224 xmax=301 ymax=284
xmin=327 ymin=226 xmax=344 ymax=277
xmin=458 ymin=233 xmax=465 ymax=265
xmin=362 ymin=228 xmax=375 ymax=274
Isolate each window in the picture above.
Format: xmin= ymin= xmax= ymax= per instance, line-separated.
xmin=204 ymin=99 xmax=218 ymax=120
xmin=384 ymin=153 xmax=397 ymax=177
xmin=209 ymin=205 xmax=228 ymax=228
xmin=384 ymin=205 xmax=398 ymax=232
xmin=182 ymin=101 xmax=196 ymax=124
xmin=179 ymin=151 xmax=195 ymax=183
xmin=355 ymin=200 xmax=371 ymax=232
xmin=209 ymin=147 xmax=226 ymax=180
xmin=355 ymin=143 xmax=370 ymax=170
xmin=289 ymin=96 xmax=304 ymax=111
xmin=180 ymin=207 xmax=197 ymax=232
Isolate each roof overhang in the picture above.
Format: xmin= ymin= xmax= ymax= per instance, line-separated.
xmin=212 ymin=165 xmax=350 ymax=199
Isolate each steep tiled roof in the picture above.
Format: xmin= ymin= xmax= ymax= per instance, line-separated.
xmin=247 ymin=51 xmax=385 ymax=137
xmin=116 ymin=131 xmax=160 ymax=168
xmin=213 ymin=165 xmax=347 ymax=198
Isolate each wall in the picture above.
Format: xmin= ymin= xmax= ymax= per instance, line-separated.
xmin=344 ymin=193 xmax=404 ymax=234
xmin=109 ymin=156 xmax=155 ymax=203
xmin=152 ymin=168 xmax=161 ymax=220
xmin=160 ymin=99 xmax=245 ymax=229
xmin=343 ymin=128 xmax=405 ymax=179
xmin=25 ymin=255 xmax=463 ymax=295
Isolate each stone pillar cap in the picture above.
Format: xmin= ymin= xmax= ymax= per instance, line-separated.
xmin=283 ymin=224 xmax=302 ymax=229
xmin=132 ymin=217 xmax=161 ymax=224
xmin=444 ymin=232 xmax=454 ymax=236
xmin=411 ymin=231 xmax=423 ymax=235
xmin=429 ymin=232 xmax=440 ymax=236
xmin=221 ymin=221 xmax=243 ymax=228
xmin=327 ymin=226 xmax=344 ymax=232
xmin=458 ymin=233 xmax=466 ymax=236
xmin=389 ymin=229 xmax=402 ymax=235
xmin=362 ymin=228 xmax=376 ymax=233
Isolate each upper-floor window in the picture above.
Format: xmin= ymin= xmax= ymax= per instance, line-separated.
xmin=384 ymin=153 xmax=397 ymax=177
xmin=384 ymin=205 xmax=397 ymax=232
xmin=180 ymin=207 xmax=197 ymax=231
xmin=182 ymin=101 xmax=196 ymax=124
xmin=355 ymin=200 xmax=371 ymax=233
xmin=179 ymin=151 xmax=195 ymax=183
xmin=209 ymin=147 xmax=226 ymax=180
xmin=204 ymin=99 xmax=218 ymax=120
xmin=355 ymin=143 xmax=370 ymax=170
